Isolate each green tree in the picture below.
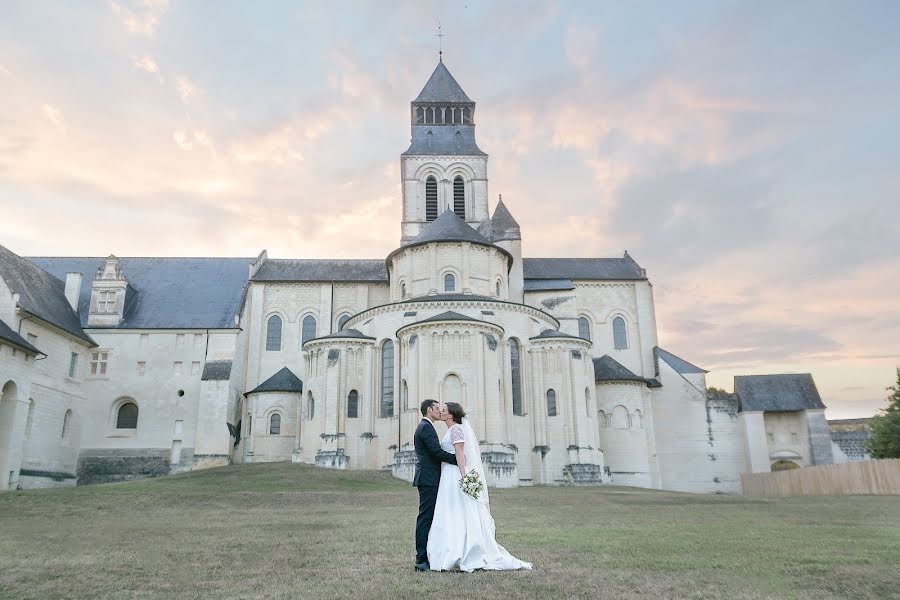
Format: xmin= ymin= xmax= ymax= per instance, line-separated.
xmin=866 ymin=368 xmax=900 ymax=459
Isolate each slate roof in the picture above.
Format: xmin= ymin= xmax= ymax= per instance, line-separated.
xmin=734 ymin=374 xmax=827 ymax=412
xmin=655 ymin=347 xmax=707 ymax=374
xmin=31 ymin=257 xmax=250 ymax=329
xmin=402 ymin=293 xmax=496 ymax=303
xmin=201 ymin=360 xmax=232 ymax=381
xmin=413 ymin=61 xmax=472 ymax=103
xmin=304 ymin=328 xmax=376 ymax=345
xmin=403 ymin=126 xmax=486 ymax=156
xmin=489 ymin=199 xmax=521 ymax=241
xmin=0 ymin=245 xmax=94 ymax=345
xmin=523 ymin=256 xmax=646 ymax=281
xmin=416 ymin=311 xmax=482 ymax=324
xmin=245 ymin=367 xmax=303 ymax=396
xmin=530 ymin=329 xmax=583 ymax=341
xmin=253 ymin=259 xmax=388 ymax=282
xmin=523 ymin=279 xmax=575 ymax=292
xmin=830 ymin=430 xmax=871 ymax=461
xmin=0 ymin=318 xmax=43 ymax=355
xmin=391 ymin=210 xmax=512 ymax=268
xmin=593 ymin=355 xmax=648 ymax=384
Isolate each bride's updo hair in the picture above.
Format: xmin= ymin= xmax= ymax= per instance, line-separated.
xmin=445 ymin=402 xmax=466 ymax=424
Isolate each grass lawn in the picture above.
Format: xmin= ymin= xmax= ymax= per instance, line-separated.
xmin=0 ymin=464 xmax=898 ymax=600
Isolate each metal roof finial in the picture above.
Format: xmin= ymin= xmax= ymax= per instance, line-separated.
xmin=436 ymin=22 xmax=445 ymax=62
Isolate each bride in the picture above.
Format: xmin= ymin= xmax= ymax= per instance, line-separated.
xmin=426 ymin=402 xmax=533 ymax=572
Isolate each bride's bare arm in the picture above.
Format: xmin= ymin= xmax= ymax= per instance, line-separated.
xmin=454 ymin=441 xmax=466 ymax=477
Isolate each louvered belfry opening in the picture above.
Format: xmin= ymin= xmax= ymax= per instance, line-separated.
xmin=425 ymin=176 xmax=438 ymax=222
xmin=453 ymin=176 xmax=465 ymax=219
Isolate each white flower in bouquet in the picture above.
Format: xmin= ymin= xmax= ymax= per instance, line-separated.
xmin=459 ymin=469 xmax=484 ymax=500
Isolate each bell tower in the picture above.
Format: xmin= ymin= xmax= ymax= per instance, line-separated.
xmin=400 ymin=59 xmax=490 ymax=244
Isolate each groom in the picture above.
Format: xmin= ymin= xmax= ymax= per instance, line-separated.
xmin=413 ymin=399 xmax=458 ymax=571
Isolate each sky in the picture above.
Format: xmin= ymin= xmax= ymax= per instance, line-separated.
xmin=1 ymin=1 xmax=898 ymax=418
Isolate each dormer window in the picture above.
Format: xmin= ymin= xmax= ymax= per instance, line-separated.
xmin=98 ymin=291 xmax=116 ymax=313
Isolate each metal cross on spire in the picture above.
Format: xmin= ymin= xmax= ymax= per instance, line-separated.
xmin=436 ymin=22 xmax=445 ymax=61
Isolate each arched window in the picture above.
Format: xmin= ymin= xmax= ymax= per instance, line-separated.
xmin=597 ymin=410 xmax=608 ymax=429
xmin=62 ymin=409 xmax=73 ymax=439
xmin=450 ymin=107 xmax=459 ymax=124
xmin=269 ymin=413 xmax=281 ymax=435
xmin=453 ymin=176 xmax=465 ymax=220
xmin=612 ymin=405 xmax=629 ymax=429
xmin=425 ymin=107 xmax=434 ymax=124
xmin=425 ymin=176 xmax=438 ymax=222
xmin=308 ymin=391 xmax=315 ymax=420
xmin=633 ymin=409 xmax=643 ymax=429
xmin=400 ymin=282 xmax=407 ymax=299
xmin=415 ymin=107 xmax=424 ymax=124
xmin=509 ymin=339 xmax=523 ymax=416
xmin=495 ymin=280 xmax=501 ymax=297
xmin=402 ymin=380 xmax=409 ymax=410
xmin=347 ymin=390 xmax=359 ymax=418
xmin=463 ymin=107 xmax=471 ymax=124
xmin=585 ymin=388 xmax=591 ymax=417
xmin=381 ymin=340 xmax=394 ymax=417
xmin=613 ymin=316 xmax=628 ymax=349
xmin=337 ymin=314 xmax=351 ymax=331
xmin=546 ymin=389 xmax=557 ymax=417
xmin=116 ymin=402 xmax=138 ymax=429
xmin=302 ymin=315 xmax=317 ymax=346
xmin=22 ymin=399 xmax=35 ymax=439
xmin=266 ymin=315 xmax=282 ymax=351
xmin=578 ymin=317 xmax=591 ymax=341
xmin=444 ymin=273 xmax=456 ymax=292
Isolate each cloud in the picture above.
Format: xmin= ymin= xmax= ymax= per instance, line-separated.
xmin=176 ymin=76 xmax=203 ymax=103
xmin=41 ymin=104 xmax=66 ymax=133
xmin=110 ymin=0 xmax=170 ymax=37
xmin=131 ymin=55 xmax=162 ymax=81
xmin=564 ymin=22 xmax=600 ymax=69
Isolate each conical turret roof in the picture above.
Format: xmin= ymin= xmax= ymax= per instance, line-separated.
xmin=414 ymin=61 xmax=472 ymax=103
xmin=410 ymin=209 xmax=492 ymax=246
xmin=490 ymin=198 xmax=521 ymax=241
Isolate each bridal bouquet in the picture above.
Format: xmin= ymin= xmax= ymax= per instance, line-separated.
xmin=459 ymin=469 xmax=484 ymax=500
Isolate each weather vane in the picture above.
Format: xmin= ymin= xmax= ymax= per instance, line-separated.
xmin=436 ymin=22 xmax=445 ymax=61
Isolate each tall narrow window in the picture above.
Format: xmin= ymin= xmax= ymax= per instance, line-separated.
xmin=25 ymin=399 xmax=35 ymax=439
xmin=308 ymin=392 xmax=315 ymax=420
xmin=425 ymin=176 xmax=438 ymax=222
xmin=585 ymin=388 xmax=591 ymax=417
xmin=612 ymin=316 xmax=628 ymax=349
xmin=381 ymin=340 xmax=394 ymax=417
xmin=337 ymin=314 xmax=351 ymax=331
xmin=302 ymin=315 xmax=317 ymax=346
xmin=415 ymin=107 xmax=424 ymax=124
xmin=402 ymin=380 xmax=409 ymax=410
xmin=425 ymin=107 xmax=434 ymax=124
xmin=62 ymin=409 xmax=73 ymax=439
xmin=578 ymin=317 xmax=591 ymax=341
xmin=266 ymin=315 xmax=282 ymax=351
xmin=453 ymin=176 xmax=465 ymax=219
xmin=547 ymin=389 xmax=557 ymax=417
xmin=400 ymin=282 xmax=407 ymax=299
xmin=68 ymin=352 xmax=78 ymax=378
xmin=496 ymin=280 xmax=501 ymax=298
xmin=269 ymin=413 xmax=281 ymax=435
xmin=463 ymin=107 xmax=471 ymax=124
xmin=117 ymin=402 xmax=138 ymax=429
xmin=510 ymin=339 xmax=523 ymax=416
xmin=444 ymin=273 xmax=456 ymax=292
xmin=347 ymin=390 xmax=359 ymax=418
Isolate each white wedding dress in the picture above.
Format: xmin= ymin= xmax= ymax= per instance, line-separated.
xmin=427 ymin=419 xmax=533 ymax=572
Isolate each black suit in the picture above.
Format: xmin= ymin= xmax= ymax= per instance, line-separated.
xmin=413 ymin=418 xmax=457 ymax=565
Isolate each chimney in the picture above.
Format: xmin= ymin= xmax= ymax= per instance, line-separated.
xmin=64 ymin=273 xmax=83 ymax=313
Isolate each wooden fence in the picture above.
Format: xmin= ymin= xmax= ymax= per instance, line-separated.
xmin=741 ymin=459 xmax=900 ymax=497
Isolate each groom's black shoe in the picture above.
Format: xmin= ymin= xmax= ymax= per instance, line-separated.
xmin=414 ymin=561 xmax=430 ymax=572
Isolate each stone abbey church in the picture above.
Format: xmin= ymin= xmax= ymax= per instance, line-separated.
xmin=1 ymin=60 xmax=851 ymax=494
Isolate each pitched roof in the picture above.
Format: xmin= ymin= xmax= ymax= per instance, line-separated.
xmin=734 ymin=374 xmax=827 ymax=412
xmin=410 ymin=209 xmax=494 ymax=246
xmin=245 ymin=367 xmax=303 ymax=396
xmin=31 ymin=257 xmax=250 ymax=329
xmin=490 ymin=199 xmax=521 ymax=242
xmin=0 ymin=318 xmax=43 ymax=355
xmin=0 ymin=245 xmax=94 ymax=345
xmin=655 ymin=347 xmax=707 ymax=374
xmin=593 ymin=355 xmax=648 ymax=384
xmin=417 ymin=310 xmax=481 ymax=324
xmin=403 ymin=126 xmax=486 ymax=156
xmin=523 ymin=257 xmax=646 ymax=281
xmin=530 ymin=328 xmax=583 ymax=341
xmin=253 ymin=259 xmax=388 ymax=282
xmin=413 ymin=61 xmax=472 ymax=103
xmin=201 ymin=360 xmax=232 ymax=381
xmin=304 ymin=328 xmax=376 ymax=345
xmin=523 ymin=279 xmax=575 ymax=292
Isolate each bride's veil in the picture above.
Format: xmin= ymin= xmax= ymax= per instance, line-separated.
xmin=460 ymin=417 xmax=489 ymax=505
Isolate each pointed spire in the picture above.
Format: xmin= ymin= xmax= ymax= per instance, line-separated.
xmin=414 ymin=61 xmax=472 ymax=103
xmin=490 ymin=195 xmax=521 ymax=241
